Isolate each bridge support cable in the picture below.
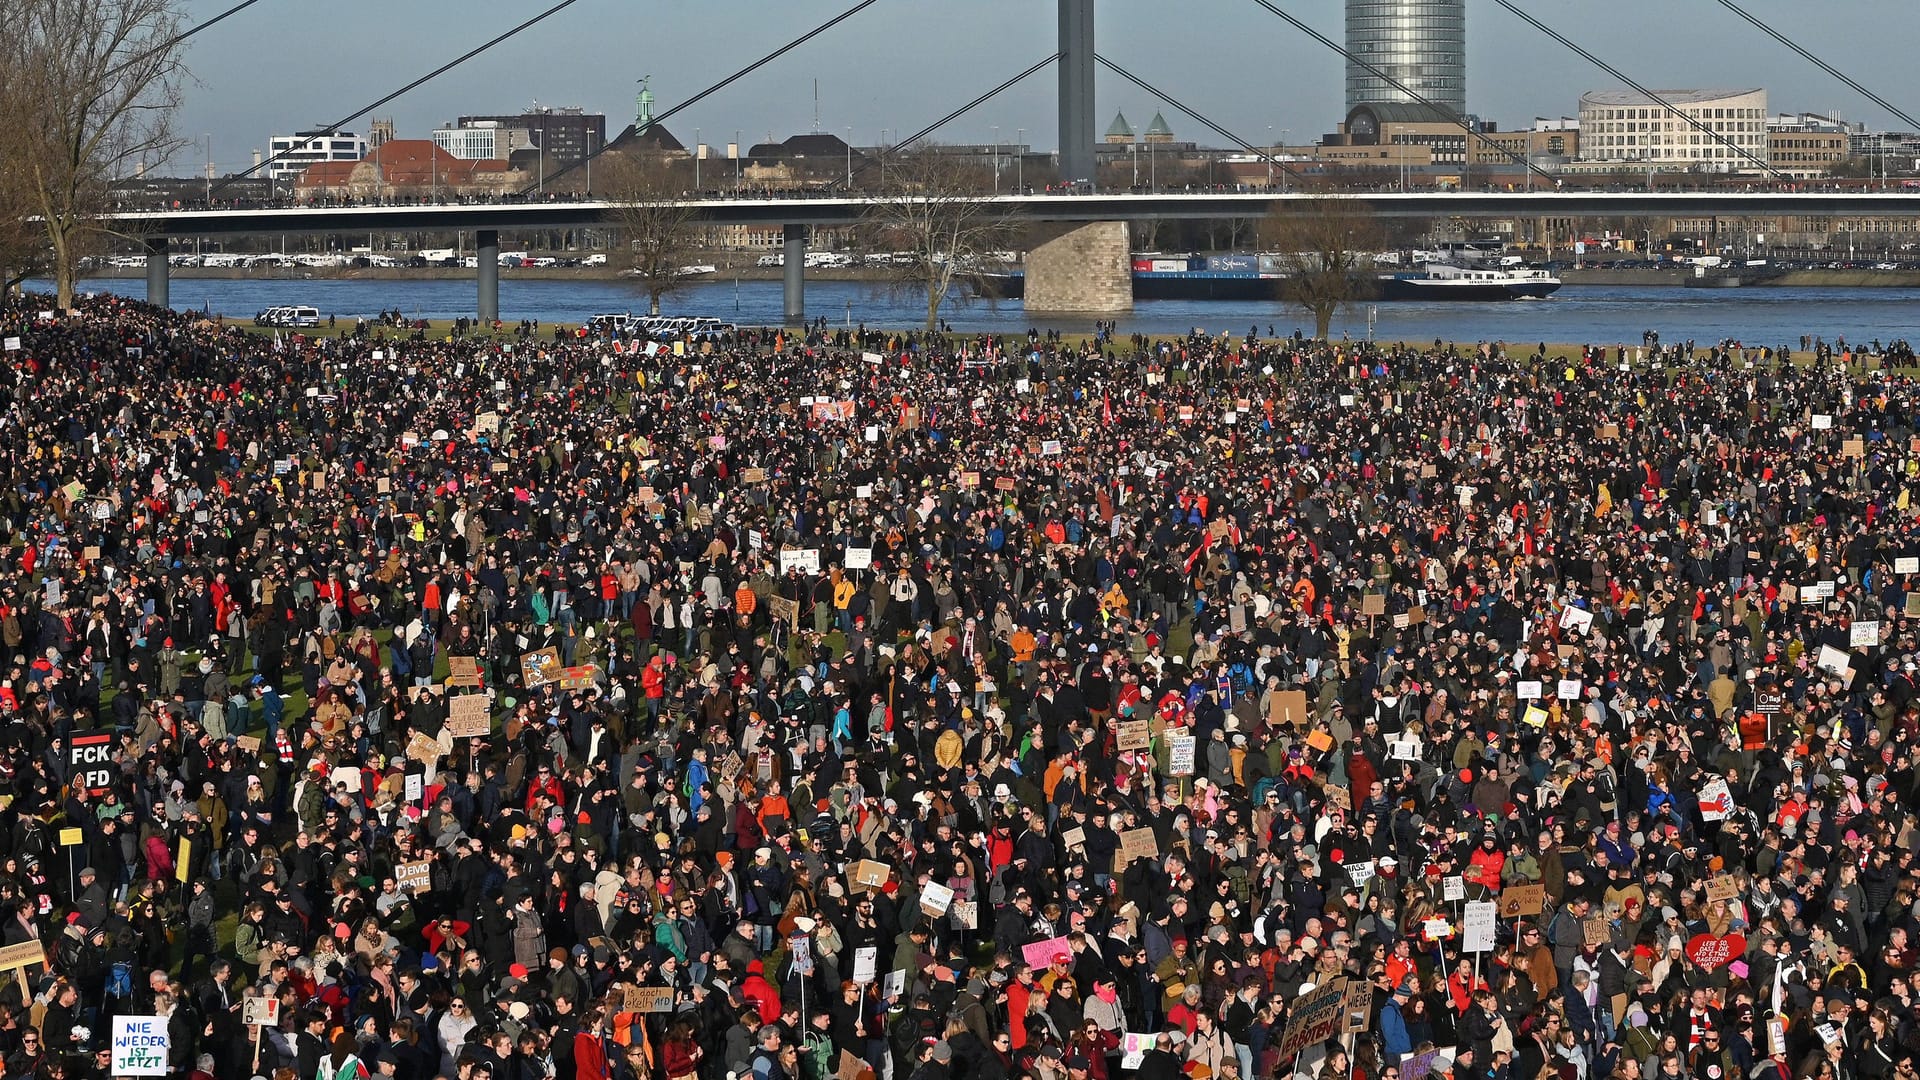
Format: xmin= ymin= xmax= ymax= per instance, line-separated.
xmin=823 ymin=53 xmax=1060 ymax=192
xmin=1243 ymin=0 xmax=1559 ymax=189
xmin=1490 ymin=0 xmax=1789 ymax=183
xmin=529 ymin=0 xmax=886 ymax=194
xmin=213 ymin=0 xmax=586 ymax=195
xmin=1708 ymin=0 xmax=1920 ymax=136
xmin=1090 ymin=55 xmax=1306 ymax=187
xmin=105 ymin=0 xmax=270 ymax=81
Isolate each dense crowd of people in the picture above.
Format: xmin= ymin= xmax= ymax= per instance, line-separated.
xmin=0 ymin=294 xmax=1914 ymax=1080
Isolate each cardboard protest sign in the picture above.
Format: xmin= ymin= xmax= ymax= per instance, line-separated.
xmin=520 ymin=648 xmax=563 ymax=688
xmin=447 ymin=695 xmax=490 ymax=738
xmin=557 ymin=665 xmax=600 ymax=690
xmin=1705 ymin=875 xmax=1739 ymax=903
xmin=1061 ymin=827 xmax=1086 ymax=849
xmin=1268 ymin=690 xmax=1308 ymax=728
xmin=1115 ymin=720 xmax=1150 ymax=752
xmin=1116 ymin=827 xmax=1158 ymax=864
xmin=1277 ymin=978 xmax=1350 ymax=1057
xmin=851 ymin=860 xmax=891 ymax=891
xmin=446 ymin=656 xmax=482 ymax=687
xmin=1583 ymin=917 xmax=1610 ymax=947
xmin=1498 ymin=884 xmax=1546 ymax=918
xmin=0 ymin=940 xmax=45 ymax=975
xmin=407 ymin=731 xmax=443 ymax=764
xmin=395 ymin=861 xmax=432 ymax=893
xmin=623 ymin=986 xmax=675 ymax=1013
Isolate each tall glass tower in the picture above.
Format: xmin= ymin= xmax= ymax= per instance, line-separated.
xmin=1344 ymin=0 xmax=1466 ymax=117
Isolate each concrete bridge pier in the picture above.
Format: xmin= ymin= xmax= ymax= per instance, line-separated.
xmin=1022 ymin=220 xmax=1132 ymax=315
xmin=145 ymin=237 xmax=170 ymax=309
xmin=783 ymin=224 xmax=807 ymax=325
xmin=476 ymin=230 xmax=500 ymax=323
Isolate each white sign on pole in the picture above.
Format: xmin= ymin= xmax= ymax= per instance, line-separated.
xmin=112 ymin=1016 xmax=171 ymax=1076
xmin=779 ymin=549 xmax=821 ymax=575
xmin=1557 ymin=679 xmax=1583 ymax=701
xmin=1348 ymin=860 xmax=1376 ymax=888
xmin=2 ymin=337 xmax=19 ymax=352
xmin=1559 ymin=607 xmax=1594 ymax=634
xmin=1515 ymin=680 xmax=1543 ymax=700
xmin=1850 ymin=620 xmax=1881 ymax=648
xmin=1462 ymin=901 xmax=1497 ymax=953
xmin=1443 ymin=876 xmax=1466 ymax=902
xmin=1896 ymin=557 xmax=1920 ymax=575
xmin=852 ymin=945 xmax=877 ymax=984
xmin=1168 ymin=732 xmax=1197 ymax=776
xmin=844 ymin=547 xmax=873 ymax=571
xmin=920 ymin=881 xmax=955 ymax=916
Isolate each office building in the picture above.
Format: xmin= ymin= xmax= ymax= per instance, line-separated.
xmin=265 ymin=130 xmax=367 ymax=182
xmin=456 ymin=106 xmax=605 ymax=169
xmin=1344 ymin=0 xmax=1466 ymax=118
xmin=1577 ymin=88 xmax=1769 ymax=172
xmin=433 ymin=120 xmax=535 ymax=162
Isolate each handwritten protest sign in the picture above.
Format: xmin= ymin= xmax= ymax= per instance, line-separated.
xmin=447 ymin=695 xmax=490 ymax=738
xmin=112 ymin=1017 xmax=170 ymax=1076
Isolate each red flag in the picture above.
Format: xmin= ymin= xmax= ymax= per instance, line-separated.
xmin=1102 ymin=392 xmax=1113 ymax=426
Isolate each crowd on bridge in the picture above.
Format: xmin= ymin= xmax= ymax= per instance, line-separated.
xmin=0 ymin=293 xmax=1915 ymax=1080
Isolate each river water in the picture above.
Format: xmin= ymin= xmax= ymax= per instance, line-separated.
xmin=30 ymin=275 xmax=1920 ymax=345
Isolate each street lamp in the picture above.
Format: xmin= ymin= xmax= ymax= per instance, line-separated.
xmin=695 ymin=127 xmax=701 ymax=190
xmin=1016 ymin=128 xmax=1024 ymax=191
xmin=992 ymin=126 xmax=1000 ymax=193
xmin=204 ymin=133 xmax=212 ymax=206
xmin=845 ymin=126 xmax=852 ymax=186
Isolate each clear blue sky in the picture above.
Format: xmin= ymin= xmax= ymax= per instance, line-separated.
xmin=174 ymin=0 xmax=1920 ymax=172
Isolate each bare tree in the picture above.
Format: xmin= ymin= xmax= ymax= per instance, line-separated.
xmin=1259 ymin=197 xmax=1382 ymax=340
xmin=2 ymin=0 xmax=188 ymax=308
xmin=601 ymin=152 xmax=699 ymax=316
xmin=861 ymin=148 xmax=1016 ymax=331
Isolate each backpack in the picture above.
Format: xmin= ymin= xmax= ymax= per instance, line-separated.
xmin=106 ymin=959 xmax=134 ymax=999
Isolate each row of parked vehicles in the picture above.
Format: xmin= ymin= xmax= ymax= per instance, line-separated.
xmin=586 ymin=315 xmax=734 ymax=340
xmin=94 ymin=252 xmax=614 ymax=270
xmin=252 ymin=306 xmax=323 ymax=328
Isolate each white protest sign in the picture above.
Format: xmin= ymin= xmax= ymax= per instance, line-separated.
xmin=844 ymin=547 xmax=873 ymax=571
xmin=1167 ymin=731 xmax=1196 ymax=776
xmin=1516 ymin=680 xmax=1543 ymax=700
xmin=1816 ymin=644 xmax=1852 ymax=676
xmin=1897 ymin=557 xmax=1920 ymax=575
xmin=852 ymin=945 xmax=877 ymax=984
xmin=1390 ymin=739 xmax=1421 ymax=762
xmin=1121 ymin=1034 xmax=1156 ymax=1070
xmin=779 ymin=549 xmax=821 ymax=575
xmin=112 ymin=1016 xmax=170 ymax=1076
xmin=1462 ymin=900 xmax=1497 ymax=952
xmin=1443 ymin=876 xmax=1465 ymax=902
xmin=1557 ymin=679 xmax=1583 ymax=701
xmin=2 ymin=337 xmax=18 ymax=352
xmin=1559 ymin=607 xmax=1594 ymax=634
xmin=1812 ymin=414 xmax=1832 ymax=430
xmin=1851 ymin=620 xmax=1881 ymax=648
xmin=1348 ymin=860 xmax=1376 ymax=888
xmin=919 ymin=881 xmax=955 ymax=916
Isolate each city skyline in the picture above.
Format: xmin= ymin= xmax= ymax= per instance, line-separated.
xmin=171 ymin=0 xmax=1920 ymax=175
